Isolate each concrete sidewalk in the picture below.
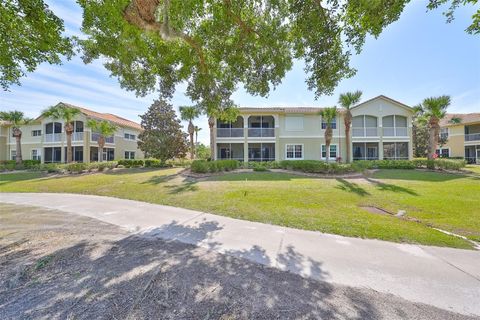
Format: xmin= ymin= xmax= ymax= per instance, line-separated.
xmin=1 ymin=193 xmax=479 ymax=316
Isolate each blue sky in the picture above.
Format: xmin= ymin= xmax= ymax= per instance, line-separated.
xmin=1 ymin=1 xmax=479 ymax=144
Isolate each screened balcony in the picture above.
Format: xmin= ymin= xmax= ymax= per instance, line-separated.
xmin=382 ymin=115 xmax=408 ymax=137
xmin=353 ymin=142 xmax=379 ymax=160
xmin=465 ymin=124 xmax=480 ymax=142
xmin=248 ymin=143 xmax=275 ymax=161
xmin=352 ymin=115 xmax=379 ymax=137
xmin=217 ymin=143 xmax=244 ymax=160
xmin=44 ymin=122 xmax=62 ymax=142
xmin=216 ymin=116 xmax=244 ymax=138
xmin=91 ymin=132 xmax=114 ymax=144
xmin=248 ymin=116 xmax=275 ymax=137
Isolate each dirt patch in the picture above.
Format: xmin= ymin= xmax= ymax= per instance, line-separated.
xmin=359 ymin=206 xmax=393 ymax=215
xmin=0 ymin=203 xmax=474 ymax=320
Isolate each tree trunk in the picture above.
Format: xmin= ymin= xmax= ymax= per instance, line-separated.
xmin=325 ymin=127 xmax=332 ymax=163
xmin=65 ymin=122 xmax=74 ymax=163
xmin=98 ymin=136 xmax=105 ymax=162
xmin=208 ymin=116 xmax=215 ymax=160
xmin=188 ymin=121 xmax=194 ymax=159
xmin=13 ymin=127 xmax=22 ymax=165
xmin=427 ymin=118 xmax=439 ymax=160
xmin=344 ymin=112 xmax=352 ymax=163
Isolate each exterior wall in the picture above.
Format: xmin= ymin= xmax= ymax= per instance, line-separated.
xmin=439 ymin=125 xmax=465 ymax=157
xmin=214 ymin=96 xmax=414 ymax=162
xmin=1 ymin=113 xmax=144 ymax=163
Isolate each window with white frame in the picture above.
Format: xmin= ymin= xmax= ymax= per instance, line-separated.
xmin=286 ymin=144 xmax=303 ymax=159
xmin=11 ymin=150 xmax=16 ymax=160
xmin=435 ymin=148 xmax=449 ymax=158
xmin=31 ymin=149 xmax=41 ymax=161
xmin=124 ymin=133 xmax=136 ymax=140
xmin=439 ymin=128 xmax=449 ymax=140
xmin=321 ymin=117 xmax=336 ymax=129
xmin=321 ymin=144 xmax=337 ymax=159
xmin=32 ymin=130 xmax=41 ymax=136
xmin=124 ymin=151 xmax=135 ymax=159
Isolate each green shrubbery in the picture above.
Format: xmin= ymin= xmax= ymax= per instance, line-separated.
xmin=278 ymin=160 xmax=355 ymax=174
xmin=190 ymin=160 xmax=239 ymax=173
xmin=353 ymin=158 xmax=465 ymax=171
xmin=0 ymin=160 xmax=40 ymax=171
xmin=117 ymin=159 xmax=145 ymax=168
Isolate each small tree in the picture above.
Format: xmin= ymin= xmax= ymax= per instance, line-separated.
xmin=414 ymin=96 xmax=451 ymax=160
xmin=0 ymin=111 xmax=32 ymax=164
xmin=412 ymin=114 xmax=429 ymax=158
xmin=194 ymin=126 xmax=201 ymax=145
xmin=179 ymin=106 xmax=201 ymax=159
xmin=86 ymin=120 xmax=117 ymax=162
xmin=338 ymin=90 xmax=362 ymax=163
xmin=138 ymin=100 xmax=188 ymax=162
xmin=196 ymin=143 xmax=211 ymax=160
xmin=319 ymin=107 xmax=338 ymax=163
xmin=41 ymin=104 xmax=81 ymax=163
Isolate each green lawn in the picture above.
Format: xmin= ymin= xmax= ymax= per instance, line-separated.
xmin=1 ymin=168 xmax=479 ymax=249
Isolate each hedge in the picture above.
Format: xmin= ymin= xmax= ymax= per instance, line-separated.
xmin=278 ymin=160 xmax=355 ymax=174
xmin=191 ymin=160 xmax=240 ymax=173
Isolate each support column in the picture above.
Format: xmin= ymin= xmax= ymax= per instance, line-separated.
xmin=274 ymin=114 xmax=280 ymax=161
xmin=379 ymin=117 xmax=384 ymax=160
xmin=243 ymin=115 xmax=249 ymax=162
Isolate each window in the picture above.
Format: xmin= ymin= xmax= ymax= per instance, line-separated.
xmin=440 ymin=128 xmax=449 ymax=140
xmin=11 ymin=150 xmax=16 ymax=160
xmin=285 ymin=116 xmax=304 ymax=131
xmin=124 ymin=151 xmax=135 ymax=159
xmin=31 ymin=149 xmax=41 ymax=161
xmin=435 ymin=148 xmax=450 ymax=158
xmin=383 ymin=142 xmax=409 ymax=160
xmin=286 ymin=144 xmax=303 ymax=159
xmin=103 ymin=148 xmax=115 ymax=161
xmin=321 ymin=144 xmax=337 ymax=159
xmin=44 ymin=147 xmax=62 ymax=163
xmin=321 ymin=117 xmax=336 ymax=129
xmin=45 ymin=122 xmax=62 ymax=134
xmin=124 ymin=133 xmax=136 ymax=140
xmin=32 ymin=130 xmax=41 ymax=136
xmin=382 ymin=115 xmax=408 ymax=136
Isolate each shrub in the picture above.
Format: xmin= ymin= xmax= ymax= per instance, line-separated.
xmin=190 ymin=160 xmax=239 ymax=173
xmin=117 ymin=159 xmax=143 ymax=168
xmin=22 ymin=160 xmax=41 ymax=169
xmin=42 ymin=163 xmax=63 ymax=173
xmin=278 ymin=160 xmax=355 ymax=174
xmin=65 ymin=162 xmax=88 ymax=173
xmin=0 ymin=160 xmax=16 ymax=171
xmin=434 ymin=159 xmax=466 ymax=170
xmin=167 ymin=158 xmax=192 ymax=168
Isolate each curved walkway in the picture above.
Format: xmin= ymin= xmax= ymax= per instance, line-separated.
xmin=1 ymin=193 xmax=479 ymax=316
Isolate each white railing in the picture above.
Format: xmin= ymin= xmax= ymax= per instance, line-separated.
xmin=248 ymin=128 xmax=275 ymax=137
xmin=352 ymin=127 xmax=378 ymax=137
xmin=44 ymin=133 xmax=62 ymax=142
xmin=465 ymin=133 xmax=480 ymax=142
xmin=91 ymin=133 xmax=114 ymax=144
xmin=383 ymin=127 xmax=408 ymax=137
xmin=217 ymin=128 xmax=244 ymax=138
xmin=71 ymin=132 xmax=84 ymax=141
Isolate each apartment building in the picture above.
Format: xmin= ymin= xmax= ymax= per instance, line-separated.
xmin=213 ymin=95 xmax=414 ymax=162
xmin=0 ymin=102 xmax=144 ymax=163
xmin=438 ymin=113 xmax=480 ymax=164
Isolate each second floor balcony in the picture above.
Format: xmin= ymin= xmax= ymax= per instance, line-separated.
xmin=247 ymin=128 xmax=275 ymax=137
xmin=91 ymin=132 xmax=114 ymax=144
xmin=352 ymin=127 xmax=379 ymax=137
xmin=217 ymin=128 xmax=244 ymax=138
xmin=465 ymin=133 xmax=480 ymax=142
xmin=382 ymin=127 xmax=408 ymax=137
xmin=44 ymin=133 xmax=62 ymax=143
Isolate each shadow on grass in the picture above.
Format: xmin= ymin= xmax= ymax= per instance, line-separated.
xmin=207 ymin=171 xmax=304 ymax=182
xmin=335 ymin=179 xmax=370 ymax=197
xmin=365 ymin=178 xmax=418 ymax=196
xmin=164 ymin=180 xmax=199 ymax=194
xmin=372 ymin=169 xmax=475 ymax=182
xmin=0 ymin=172 xmax=44 ymax=185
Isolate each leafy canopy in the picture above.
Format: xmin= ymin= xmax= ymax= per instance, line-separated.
xmin=86 ymin=119 xmax=118 ymax=137
xmin=0 ymin=0 xmax=73 ymax=90
xmin=138 ymin=99 xmax=188 ymax=161
xmin=338 ymin=90 xmax=363 ymax=110
xmin=179 ymin=106 xmax=201 ymax=122
xmin=320 ymin=107 xmax=338 ymax=127
xmin=414 ymin=95 xmax=451 ymax=120
xmin=0 ymin=110 xmax=33 ymax=127
xmin=41 ymin=104 xmax=81 ymax=124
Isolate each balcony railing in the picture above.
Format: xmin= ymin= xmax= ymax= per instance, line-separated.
xmin=352 ymin=127 xmax=378 ymax=137
xmin=91 ymin=133 xmax=114 ymax=144
xmin=465 ymin=133 xmax=480 ymax=142
xmin=216 ymin=128 xmax=244 ymax=138
xmin=247 ymin=128 xmax=275 ymax=137
xmin=383 ymin=127 xmax=408 ymax=137
xmin=71 ymin=132 xmax=84 ymax=141
xmin=44 ymin=133 xmax=62 ymax=142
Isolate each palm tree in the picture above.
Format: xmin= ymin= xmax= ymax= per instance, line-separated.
xmin=0 ymin=111 xmax=32 ymax=164
xmin=208 ymin=115 xmax=215 ymax=160
xmin=414 ymin=95 xmax=451 ymax=160
xmin=86 ymin=119 xmax=117 ymax=162
xmin=319 ymin=107 xmax=338 ymax=163
xmin=179 ymin=106 xmax=201 ymax=159
xmin=194 ymin=126 xmax=201 ymax=145
xmin=338 ymin=90 xmax=362 ymax=163
xmin=41 ymin=104 xmax=81 ymax=163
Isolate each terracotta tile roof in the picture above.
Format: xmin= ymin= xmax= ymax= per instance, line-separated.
xmin=440 ymin=113 xmax=480 ymax=127
xmin=59 ymin=102 xmax=142 ymax=130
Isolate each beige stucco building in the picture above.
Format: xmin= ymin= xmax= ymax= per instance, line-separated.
xmin=213 ymin=95 xmax=415 ymax=162
xmin=437 ymin=113 xmax=480 ymax=164
xmin=0 ymin=102 xmax=144 ymax=163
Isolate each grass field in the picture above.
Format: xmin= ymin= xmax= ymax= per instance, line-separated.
xmin=1 ymin=167 xmax=479 ymax=249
